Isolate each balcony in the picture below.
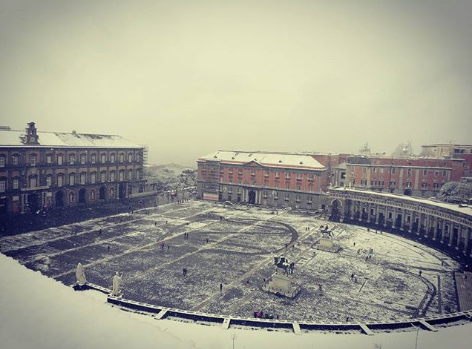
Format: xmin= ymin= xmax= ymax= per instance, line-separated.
xmin=21 ymin=185 xmax=51 ymax=192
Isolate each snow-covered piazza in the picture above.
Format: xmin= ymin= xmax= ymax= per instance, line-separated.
xmin=0 ymin=200 xmax=461 ymax=324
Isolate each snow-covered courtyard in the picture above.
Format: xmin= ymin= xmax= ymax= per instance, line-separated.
xmin=0 ymin=200 xmax=461 ymax=323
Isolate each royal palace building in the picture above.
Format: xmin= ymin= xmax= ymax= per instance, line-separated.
xmin=197 ymin=150 xmax=329 ymax=210
xmin=0 ymin=122 xmax=145 ymax=215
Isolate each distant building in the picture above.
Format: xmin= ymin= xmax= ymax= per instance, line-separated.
xmin=421 ymin=144 xmax=472 ymax=178
xmin=334 ymin=155 xmax=464 ymax=198
xmin=197 ymin=150 xmax=328 ymax=210
xmin=0 ymin=122 xmax=145 ymax=215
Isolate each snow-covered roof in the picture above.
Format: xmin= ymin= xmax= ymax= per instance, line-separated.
xmin=0 ymin=129 xmax=142 ymax=149
xmin=198 ymin=151 xmax=325 ymax=170
xmin=331 ymin=187 xmax=472 ymax=218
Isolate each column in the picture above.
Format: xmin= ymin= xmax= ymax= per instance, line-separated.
xmin=375 ymin=204 xmax=380 ymax=225
xmin=433 ymin=217 xmax=438 ymax=240
xmin=416 ymin=212 xmax=422 ymax=235
xmin=424 ymin=215 xmax=430 ymax=238
xmin=400 ymin=208 xmax=406 ymax=231
xmin=441 ymin=220 xmax=446 ymax=244
xmin=358 ymin=202 xmax=362 ymax=221
xmin=465 ymin=227 xmax=471 ymax=256
xmin=392 ymin=210 xmax=397 ymax=229
xmin=408 ymin=211 xmax=413 ymax=233
xmin=456 ymin=226 xmax=464 ymax=250
xmin=367 ymin=203 xmax=372 ymax=223
xmin=448 ymin=223 xmax=454 ymax=247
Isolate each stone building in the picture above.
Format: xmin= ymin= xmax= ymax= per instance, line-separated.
xmin=0 ymin=122 xmax=145 ymax=215
xmin=328 ymin=187 xmax=472 ymax=258
xmin=197 ymin=150 xmax=328 ymax=210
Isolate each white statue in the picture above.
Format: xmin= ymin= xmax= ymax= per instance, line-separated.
xmin=112 ymin=272 xmax=123 ymax=296
xmin=75 ymin=263 xmax=87 ymax=286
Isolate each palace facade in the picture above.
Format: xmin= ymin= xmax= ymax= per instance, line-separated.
xmin=197 ymin=151 xmax=328 ymax=210
xmin=0 ymin=122 xmax=145 ymax=215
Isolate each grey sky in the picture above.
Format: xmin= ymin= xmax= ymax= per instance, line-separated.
xmin=1 ymin=0 xmax=471 ymax=166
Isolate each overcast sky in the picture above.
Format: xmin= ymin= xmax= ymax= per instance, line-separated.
xmin=1 ymin=0 xmax=471 ymax=166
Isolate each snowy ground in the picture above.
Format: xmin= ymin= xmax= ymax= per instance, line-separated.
xmin=0 ymin=200 xmax=461 ymax=323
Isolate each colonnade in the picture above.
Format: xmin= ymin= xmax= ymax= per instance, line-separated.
xmin=329 ymin=188 xmax=472 ymax=257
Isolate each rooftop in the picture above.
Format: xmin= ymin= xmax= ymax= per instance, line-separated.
xmin=198 ymin=150 xmax=325 ymax=170
xmin=0 ymin=128 xmax=142 ymax=149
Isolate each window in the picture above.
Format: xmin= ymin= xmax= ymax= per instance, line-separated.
xmin=273 ymin=191 xmax=278 ymax=199
xmin=109 ymin=187 xmax=115 ymax=198
xmin=264 ymin=171 xmax=269 ymax=177
xmin=421 ymin=182 xmax=428 ymax=189
xmin=275 ymin=171 xmax=279 ymax=178
xmin=296 ymin=194 xmax=301 ymax=202
xmin=30 ymin=154 xmax=37 ymax=166
xmin=433 ymin=182 xmax=440 ymax=189
xmin=91 ymin=172 xmax=96 ymax=184
xmin=110 ymin=171 xmax=115 ymax=182
xmin=136 ymin=153 xmax=140 ymax=162
xmin=0 ymin=180 xmax=5 ymax=192
xmin=308 ymin=173 xmax=314 ymax=181
xmin=100 ymin=172 xmax=107 ymax=183
xmin=13 ymin=178 xmax=19 ymax=190
xmin=297 ymin=173 xmax=302 ymax=180
xmin=29 ymin=176 xmax=37 ymax=188
xmin=46 ymin=176 xmax=52 ymax=187
xmin=128 ymin=170 xmax=133 ymax=180
xmin=284 ymin=193 xmax=290 ymax=201
xmin=91 ymin=154 xmax=96 ymax=163
xmin=406 ymin=181 xmax=411 ymax=188
xmin=57 ymin=175 xmax=64 ymax=187
xmin=434 ymin=171 xmax=439 ymax=177
xmin=285 ymin=172 xmax=290 ymax=179
xmin=423 ymin=169 xmax=427 ymax=176
xmin=372 ymin=168 xmax=376 ymax=173
xmin=90 ymin=190 xmax=96 ymax=200
xmin=119 ymin=153 xmax=124 ymax=163
xmin=0 ymin=156 xmax=5 ymax=167
xmin=263 ymin=190 xmax=268 ymax=198
xmin=46 ymin=154 xmax=52 ymax=164
xmin=296 ymin=183 xmax=301 ymax=190
xmin=69 ymin=192 xmax=75 ymax=203
xmin=119 ymin=170 xmax=124 ymax=181
xmin=69 ymin=154 xmax=75 ymax=164
xmin=390 ymin=168 xmax=395 ymax=174
xmin=80 ymin=173 xmax=86 ymax=185
xmin=128 ymin=153 xmax=133 ymax=162
xmin=57 ymin=155 xmax=63 ymax=165
xmin=110 ymin=153 xmax=115 ymax=163
xmin=308 ymin=184 xmax=313 ymax=192
xmin=12 ymin=155 xmax=19 ymax=165
xmin=443 ymin=170 xmax=447 ymax=176
xmin=251 ymin=170 xmax=255 ymax=176
xmin=407 ymin=168 xmax=412 ymax=176
xmin=69 ymin=174 xmax=75 ymax=186
xmin=286 ymin=182 xmax=290 ymax=189
xmin=101 ymin=154 xmax=106 ymax=163
xmin=307 ymin=195 xmax=312 ymax=203
xmin=80 ymin=154 xmax=86 ymax=164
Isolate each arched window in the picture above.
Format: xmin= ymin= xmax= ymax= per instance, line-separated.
xmin=0 ymin=155 xmax=6 ymax=167
xmin=100 ymin=171 xmax=107 ymax=183
xmin=57 ymin=174 xmax=64 ymax=187
xmin=29 ymin=175 xmax=38 ymax=188
xmin=80 ymin=153 xmax=86 ymax=164
xmin=46 ymin=175 xmax=52 ymax=187
xmin=119 ymin=153 xmax=124 ymax=163
xmin=69 ymin=173 xmax=75 ymax=186
xmin=69 ymin=154 xmax=75 ymax=165
xmin=90 ymin=190 xmax=96 ymax=200
xmin=101 ymin=153 xmax=106 ymax=163
xmin=91 ymin=172 xmax=96 ymax=184
xmin=119 ymin=170 xmax=124 ymax=181
xmin=11 ymin=154 xmax=20 ymax=165
xmin=80 ymin=172 xmax=87 ymax=185
xmin=29 ymin=154 xmax=37 ymax=166
xmin=110 ymin=171 xmax=115 ymax=182
xmin=128 ymin=153 xmax=133 ymax=162
xmin=12 ymin=178 xmax=19 ymax=190
xmin=69 ymin=191 xmax=75 ymax=203
xmin=109 ymin=187 xmax=115 ymax=198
